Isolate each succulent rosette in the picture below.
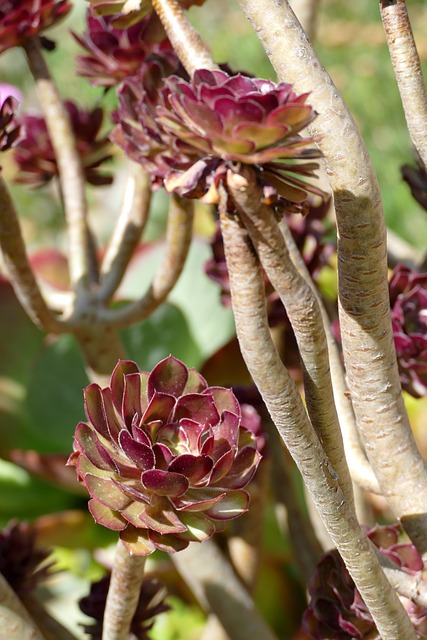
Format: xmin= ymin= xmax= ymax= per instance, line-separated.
xmin=74 ymin=11 xmax=174 ymax=88
xmin=303 ymin=524 xmax=426 ymax=639
xmin=112 ymin=68 xmax=324 ymax=211
xmin=80 ymin=574 xmax=170 ymax=639
xmin=68 ymin=357 xmax=262 ymax=556
xmin=0 ymin=0 xmax=72 ymax=54
xmin=389 ymin=264 xmax=427 ymax=398
xmin=90 ymin=0 xmax=207 ymax=28
xmin=14 ymin=101 xmax=113 ymax=187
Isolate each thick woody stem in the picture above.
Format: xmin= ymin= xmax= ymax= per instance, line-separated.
xmin=173 ymin=540 xmax=278 ymax=640
xmin=278 ymin=218 xmax=380 ymax=495
xmin=100 ymin=195 xmax=194 ymax=328
xmin=151 ymin=0 xmax=218 ymax=75
xmin=23 ymin=39 xmax=95 ymax=291
xmin=228 ymin=167 xmax=354 ymax=509
xmin=219 ymin=205 xmax=416 ymax=640
xmin=0 ymin=573 xmax=47 ymax=640
xmin=290 ymin=0 xmax=321 ymax=40
xmin=380 ymin=0 xmax=427 ymax=169
xmin=20 ymin=596 xmax=77 ymax=640
xmin=102 ymin=541 xmax=146 ymax=640
xmin=0 ymin=177 xmax=65 ymax=334
xmin=237 ymin=0 xmax=427 ymax=555
xmin=74 ymin=324 xmax=126 ymax=387
xmin=99 ymin=167 xmax=152 ymax=302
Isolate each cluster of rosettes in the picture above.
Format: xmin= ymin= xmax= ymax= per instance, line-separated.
xmin=68 ymin=357 xmax=262 ymax=556
xmin=13 ymin=102 xmax=113 ymax=187
xmin=112 ymin=69 xmax=324 ymax=211
xmin=80 ymin=574 xmax=170 ymax=639
xmin=389 ymin=264 xmax=427 ymax=398
xmin=0 ymin=0 xmax=71 ymax=54
xmin=90 ymin=0 xmax=208 ymax=28
xmin=303 ymin=524 xmax=427 ymax=639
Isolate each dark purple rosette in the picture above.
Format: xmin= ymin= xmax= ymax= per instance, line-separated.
xmin=68 ymin=356 xmax=262 ymax=556
xmin=112 ymin=68 xmax=325 ymax=212
xmin=0 ymin=0 xmax=72 ymax=54
xmin=389 ymin=264 xmax=427 ymax=398
xmin=302 ymin=524 xmax=426 ymax=639
xmin=13 ymin=101 xmax=113 ymax=187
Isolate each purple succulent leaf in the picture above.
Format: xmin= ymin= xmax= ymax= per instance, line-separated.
xmin=141 ymin=469 xmax=189 ymax=497
xmin=84 ymin=384 xmax=110 ymax=439
xmin=387 ymin=544 xmax=424 ymax=572
xmin=148 ymin=355 xmax=189 ymax=398
xmin=144 ymin=420 xmax=164 ymax=442
xmin=204 ymin=490 xmax=250 ymax=520
xmin=212 ymin=410 xmax=240 ymax=457
xmin=110 ymin=359 xmax=140 ymax=414
xmin=209 ymin=448 xmax=236 ymax=484
xmin=112 ymin=478 xmax=150 ymax=504
xmin=182 ymin=368 xmax=208 ymax=394
xmin=120 ymin=501 xmax=150 ymax=527
xmin=149 ymin=531 xmax=189 ymax=554
xmin=177 ymin=419 xmax=205 ymax=454
xmin=152 ymin=442 xmax=174 ymax=470
xmin=76 ymin=451 xmax=110 ymax=480
xmin=141 ymin=390 xmax=176 ymax=424
xmin=138 ymin=496 xmax=187 ymax=534
xmin=168 ymin=454 xmax=213 ymax=486
xmin=198 ymin=83 xmax=236 ymax=108
xmin=120 ymin=525 xmax=156 ymax=556
xmin=173 ymin=393 xmax=220 ymax=426
xmin=88 ymin=500 xmax=127 ymax=531
xmin=200 ymin=433 xmax=215 ymax=457
xmin=171 ymin=487 xmax=226 ymax=512
xmin=85 ymin=474 xmax=132 ymax=510
xmin=122 ymin=372 xmax=143 ymax=428
xmin=232 ymin=122 xmax=290 ymax=147
xmin=210 ymin=134 xmax=255 ymax=156
xmin=177 ymin=512 xmax=216 ymax=542
xmin=368 ymin=523 xmax=399 ymax=549
xmin=203 ymin=387 xmax=240 ymax=417
xmin=118 ymin=429 xmax=155 ymax=470
xmin=74 ymin=422 xmax=117 ymax=472
xmin=217 ymin=447 xmax=261 ymax=489
xmin=131 ymin=424 xmax=152 ymax=447
xmin=100 ymin=387 xmax=123 ymax=443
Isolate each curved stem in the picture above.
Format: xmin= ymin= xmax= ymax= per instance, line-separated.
xmin=380 ymin=0 xmax=427 ymax=169
xmin=0 ymin=573 xmax=47 ymax=640
xmin=219 ymin=204 xmax=416 ymax=640
xmin=102 ymin=540 xmax=146 ymax=640
xmin=99 ymin=167 xmax=152 ymax=302
xmin=173 ymin=539 xmax=278 ymax=640
xmin=278 ymin=217 xmax=380 ymax=495
xmin=237 ymin=0 xmax=427 ymax=556
xmin=23 ymin=38 xmax=95 ymax=292
xmin=100 ymin=195 xmax=194 ymax=328
xmin=0 ymin=177 xmax=65 ymax=334
xmin=74 ymin=324 xmax=127 ymax=387
xmin=228 ymin=166 xmax=354 ymax=509
xmin=151 ymin=0 xmax=218 ymax=75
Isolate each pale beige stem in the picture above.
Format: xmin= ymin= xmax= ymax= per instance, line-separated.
xmin=228 ymin=167 xmax=354 ymax=509
xmin=102 ymin=541 xmax=146 ymax=640
xmin=290 ymin=0 xmax=321 ymax=40
xmin=173 ymin=540 xmax=278 ymax=640
xmin=23 ymin=39 xmax=95 ymax=291
xmin=99 ymin=167 xmax=152 ymax=302
xmin=380 ymin=0 xmax=427 ymax=169
xmin=74 ymin=324 xmax=126 ymax=387
xmin=0 ymin=177 xmax=65 ymax=334
xmin=201 ymin=615 xmax=229 ymax=640
xmin=151 ymin=0 xmax=218 ymax=75
xmin=237 ymin=0 xmax=427 ymax=555
xmin=0 ymin=573 xmax=47 ymax=640
xmin=220 ymin=205 xmax=416 ymax=640
xmin=278 ymin=218 xmax=380 ymax=495
xmin=100 ymin=195 xmax=194 ymax=328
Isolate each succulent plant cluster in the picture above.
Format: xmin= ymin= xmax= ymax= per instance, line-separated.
xmin=0 ymin=520 xmax=53 ymax=595
xmin=13 ymin=101 xmax=113 ymax=187
xmin=79 ymin=574 xmax=170 ymax=639
xmin=0 ymin=0 xmax=72 ymax=54
xmin=68 ymin=357 xmax=261 ymax=556
xmin=112 ymin=68 xmax=325 ymax=212
xmin=303 ymin=524 xmax=427 ymax=639
xmin=389 ymin=264 xmax=427 ymax=398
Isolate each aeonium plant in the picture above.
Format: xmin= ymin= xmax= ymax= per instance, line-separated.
xmin=68 ymin=356 xmax=262 ymax=555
